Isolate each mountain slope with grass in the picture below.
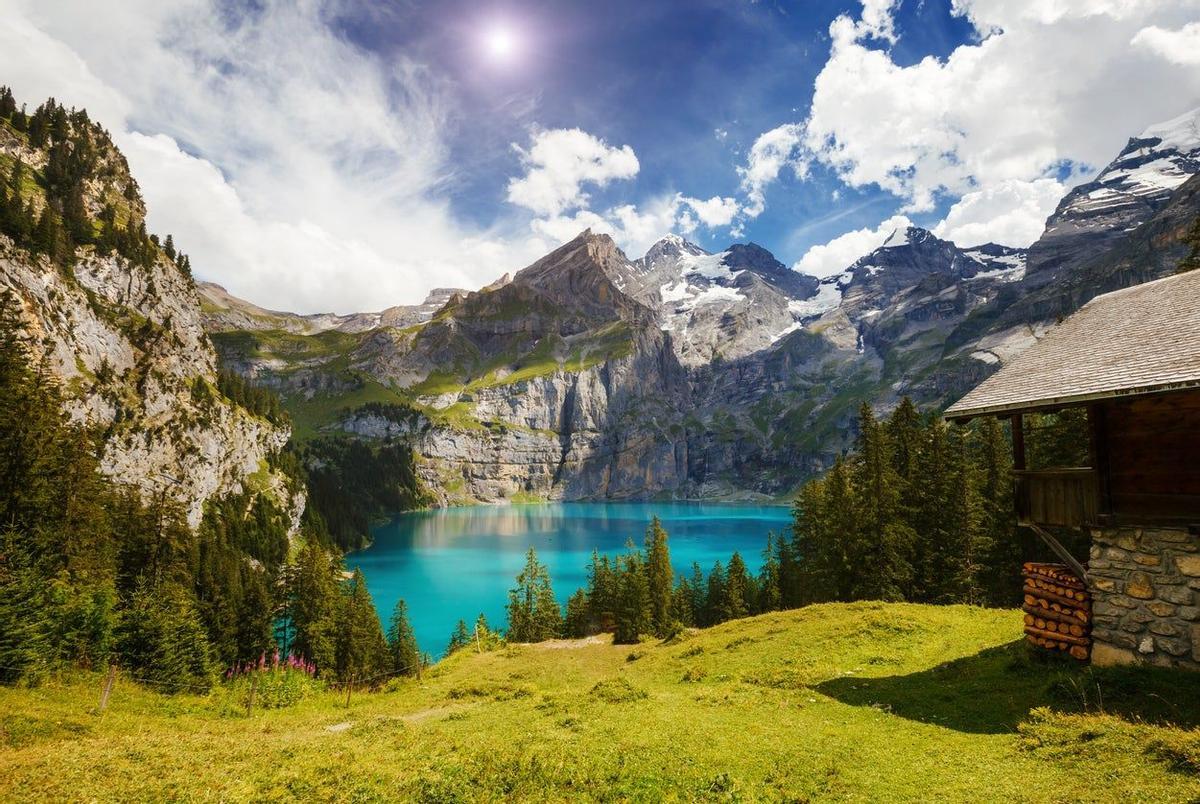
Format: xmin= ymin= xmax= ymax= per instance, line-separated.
xmin=2 ymin=602 xmax=1198 ymax=802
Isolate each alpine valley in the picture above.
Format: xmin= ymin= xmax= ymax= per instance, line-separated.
xmin=201 ymin=109 xmax=1200 ymax=507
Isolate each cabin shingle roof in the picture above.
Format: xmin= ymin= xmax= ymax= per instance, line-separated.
xmin=946 ymin=269 xmax=1200 ymax=419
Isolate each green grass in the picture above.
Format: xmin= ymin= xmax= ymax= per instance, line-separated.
xmin=285 ymin=376 xmax=411 ymax=441
xmin=2 ymin=602 xmax=1198 ymax=801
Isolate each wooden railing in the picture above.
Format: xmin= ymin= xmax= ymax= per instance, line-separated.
xmin=1014 ymin=468 xmax=1099 ymax=528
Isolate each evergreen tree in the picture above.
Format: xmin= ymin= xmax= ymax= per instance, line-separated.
xmin=758 ymin=533 xmax=782 ymax=613
xmin=116 ymin=580 xmax=213 ymax=693
xmin=386 ymin=598 xmax=420 ymax=676
xmin=563 ymin=588 xmax=591 ymax=638
xmin=585 ymin=549 xmax=617 ymax=632
xmin=506 ymin=548 xmax=561 ymax=642
xmin=851 ymin=404 xmax=913 ymax=601
xmin=725 ymin=552 xmax=751 ymax=620
xmin=335 ymin=569 xmax=389 ymax=682
xmin=643 ymin=517 xmax=674 ymax=636
xmin=446 ymin=619 xmax=471 ymax=655
xmin=978 ymin=416 xmax=1022 ymax=604
xmin=289 ymin=541 xmax=340 ymax=675
xmin=613 ymin=551 xmax=650 ymax=644
xmin=704 ymin=560 xmax=727 ymax=626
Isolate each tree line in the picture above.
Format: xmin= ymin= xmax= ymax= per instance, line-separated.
xmin=495 ymin=399 xmax=1083 ymax=647
xmin=0 ymin=288 xmax=409 ymax=690
xmin=0 ymin=88 xmax=191 ymax=277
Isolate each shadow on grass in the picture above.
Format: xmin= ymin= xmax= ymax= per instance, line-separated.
xmin=814 ymin=641 xmax=1200 ymax=734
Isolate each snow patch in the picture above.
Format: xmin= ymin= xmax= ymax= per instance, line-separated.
xmin=970 ymin=350 xmax=1000 ymax=365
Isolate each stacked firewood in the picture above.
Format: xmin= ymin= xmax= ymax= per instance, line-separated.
xmin=1022 ymin=562 xmax=1091 ymax=661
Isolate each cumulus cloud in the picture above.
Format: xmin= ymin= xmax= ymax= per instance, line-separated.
xmin=505 ymin=125 xmax=742 ymax=257
xmin=737 ymin=123 xmax=807 ymax=219
xmin=0 ymin=0 xmax=549 ymax=313
xmin=932 ymin=178 xmax=1067 ymax=247
xmin=506 ymin=128 xmax=640 ymax=217
xmin=793 ymin=214 xmax=913 ymax=278
xmin=759 ymin=0 xmax=1200 ymax=250
xmin=1132 ymin=22 xmax=1200 ymax=66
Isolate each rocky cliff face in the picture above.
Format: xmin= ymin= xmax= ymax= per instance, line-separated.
xmin=0 ymin=109 xmax=299 ymax=529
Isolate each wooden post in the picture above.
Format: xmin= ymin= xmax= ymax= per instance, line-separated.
xmin=1088 ymin=403 xmax=1113 ymax=520
xmin=1010 ymin=413 xmax=1026 ymax=470
xmin=246 ymin=673 xmax=258 ymax=717
xmin=345 ymin=678 xmax=353 ymax=708
xmin=475 ymin=623 xmax=482 ymax=654
xmin=98 ymin=664 xmax=117 ymax=714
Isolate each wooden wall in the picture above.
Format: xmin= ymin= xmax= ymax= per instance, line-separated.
xmin=1101 ymin=390 xmax=1200 ymax=523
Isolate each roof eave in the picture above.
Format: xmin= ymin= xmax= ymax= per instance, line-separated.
xmin=945 ymin=378 xmax=1200 ymax=421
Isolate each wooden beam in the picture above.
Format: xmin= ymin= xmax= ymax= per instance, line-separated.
xmin=1088 ymin=403 xmax=1113 ymax=518
xmin=1010 ymin=413 xmax=1026 ymax=471
xmin=1026 ymin=523 xmax=1090 ymax=586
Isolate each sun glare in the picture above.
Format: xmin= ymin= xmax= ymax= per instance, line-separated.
xmin=485 ymin=25 xmax=517 ymax=60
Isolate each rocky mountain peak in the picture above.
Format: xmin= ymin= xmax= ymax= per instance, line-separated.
xmin=1028 ymin=106 xmax=1200 ymax=283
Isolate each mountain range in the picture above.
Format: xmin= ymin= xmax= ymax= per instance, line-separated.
xmin=3 ymin=91 xmax=1196 ymax=512
xmin=198 ymin=106 xmax=1200 ymax=505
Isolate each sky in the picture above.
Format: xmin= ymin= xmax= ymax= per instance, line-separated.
xmin=1 ymin=0 xmax=1199 ymax=313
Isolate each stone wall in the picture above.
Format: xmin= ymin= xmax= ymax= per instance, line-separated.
xmin=1088 ymin=527 xmax=1200 ymax=669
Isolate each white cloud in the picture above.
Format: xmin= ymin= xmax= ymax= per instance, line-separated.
xmin=1132 ymin=22 xmax=1200 ymax=66
xmin=681 ymin=196 xmax=740 ymax=229
xmin=789 ymin=0 xmax=1200 ymax=221
xmin=932 ymin=178 xmax=1067 ymax=247
xmin=507 ymin=127 xmax=741 ymax=257
xmin=737 ymin=123 xmax=808 ymax=218
xmin=529 ymin=194 xmax=682 ymax=259
xmin=0 ymin=0 xmax=548 ymax=313
xmin=506 ymin=128 xmax=639 ymax=217
xmin=793 ymin=214 xmax=913 ymax=278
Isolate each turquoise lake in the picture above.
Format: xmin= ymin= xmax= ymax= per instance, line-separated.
xmin=348 ymin=502 xmax=792 ymax=655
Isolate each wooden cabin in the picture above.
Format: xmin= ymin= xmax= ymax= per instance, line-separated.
xmin=946 ymin=270 xmax=1200 ymax=669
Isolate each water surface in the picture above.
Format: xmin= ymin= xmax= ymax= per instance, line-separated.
xmin=349 ymin=502 xmax=791 ymax=655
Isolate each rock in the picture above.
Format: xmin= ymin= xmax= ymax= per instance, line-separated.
xmin=1125 ymin=573 xmax=1155 ymax=599
xmin=1156 ymin=637 xmax=1190 ymax=657
xmin=1160 ymin=586 xmax=1195 ymax=605
xmin=1149 ymin=621 xmax=1179 ymax=637
xmin=1092 ymin=641 xmax=1138 ymax=666
xmin=1090 ymin=577 xmax=1117 ymax=592
xmin=1132 ymin=553 xmax=1161 ymax=567
xmin=1147 ymin=601 xmax=1178 ymax=618
xmin=1176 ymin=555 xmax=1200 ymax=577
xmin=1138 ymin=636 xmax=1155 ymax=654
xmin=1179 ymin=606 xmax=1200 ymax=621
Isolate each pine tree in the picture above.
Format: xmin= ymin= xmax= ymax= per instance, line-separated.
xmin=585 ymin=549 xmax=617 ymax=632
xmin=116 ymin=580 xmax=213 ymax=693
xmin=613 ymin=552 xmax=650 ymax=644
xmin=977 ymin=416 xmax=1022 ymax=605
xmin=446 ymin=619 xmax=471 ymax=655
xmin=725 ymin=552 xmax=751 ymax=620
xmin=758 ymin=533 xmax=782 ymax=613
xmin=704 ymin=560 xmax=727 ymax=626
xmin=335 ymin=569 xmax=389 ymax=682
xmin=386 ymin=598 xmax=420 ymax=675
xmin=505 ymin=548 xmax=561 ymax=642
xmin=563 ymin=588 xmax=590 ymax=638
xmin=851 ymin=404 xmax=913 ymax=601
xmin=643 ymin=517 xmax=674 ymax=636
xmin=289 ymin=541 xmax=340 ymax=675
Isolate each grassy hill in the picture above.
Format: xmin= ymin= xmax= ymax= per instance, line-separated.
xmin=3 ymin=603 xmax=1199 ymax=801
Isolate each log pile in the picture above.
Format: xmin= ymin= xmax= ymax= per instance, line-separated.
xmin=1022 ymin=562 xmax=1091 ymax=661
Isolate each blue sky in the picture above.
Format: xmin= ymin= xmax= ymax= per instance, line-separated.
xmin=1 ymin=0 xmax=1198 ymax=312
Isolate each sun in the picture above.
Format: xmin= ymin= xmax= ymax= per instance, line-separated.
xmin=485 ymin=25 xmax=517 ymax=60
